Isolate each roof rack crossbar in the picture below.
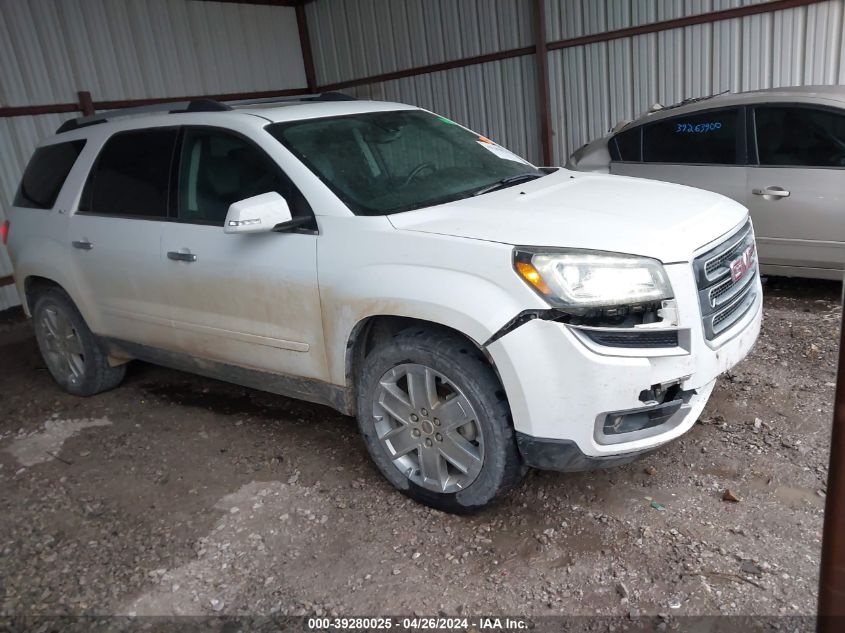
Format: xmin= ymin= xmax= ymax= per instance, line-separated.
xmin=56 ymin=99 xmax=231 ymax=134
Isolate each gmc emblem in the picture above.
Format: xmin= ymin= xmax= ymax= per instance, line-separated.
xmin=730 ymin=244 xmax=756 ymax=282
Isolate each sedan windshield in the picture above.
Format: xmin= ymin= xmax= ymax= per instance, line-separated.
xmin=267 ymin=110 xmax=542 ymax=216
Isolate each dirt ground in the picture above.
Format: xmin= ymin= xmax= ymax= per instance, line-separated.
xmin=0 ymin=277 xmax=838 ymax=620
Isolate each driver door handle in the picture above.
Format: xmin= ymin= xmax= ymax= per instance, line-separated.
xmin=752 ymin=186 xmax=790 ymax=198
xmin=72 ymin=240 xmax=93 ymax=250
xmin=167 ymin=250 xmax=197 ymax=262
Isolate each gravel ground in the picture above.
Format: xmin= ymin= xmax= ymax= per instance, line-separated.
xmin=0 ymin=277 xmax=838 ymax=620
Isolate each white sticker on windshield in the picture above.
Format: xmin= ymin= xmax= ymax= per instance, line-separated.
xmin=477 ymin=140 xmax=530 ymax=165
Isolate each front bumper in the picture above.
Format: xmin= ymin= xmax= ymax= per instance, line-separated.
xmin=487 ymin=261 xmax=762 ymax=469
xmin=515 ymin=433 xmax=649 ymax=472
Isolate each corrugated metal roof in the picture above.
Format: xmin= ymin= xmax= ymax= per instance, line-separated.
xmin=306 ymin=0 xmax=534 ymax=86
xmin=549 ymin=0 xmax=845 ymax=162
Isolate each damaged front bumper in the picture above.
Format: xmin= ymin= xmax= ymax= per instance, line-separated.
xmin=486 ymin=262 xmax=762 ymax=471
xmin=514 ymin=383 xmax=713 ymax=471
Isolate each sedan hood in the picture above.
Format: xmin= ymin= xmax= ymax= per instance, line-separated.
xmin=388 ymin=170 xmax=749 ymax=263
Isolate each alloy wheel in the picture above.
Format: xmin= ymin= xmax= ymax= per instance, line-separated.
xmin=373 ymin=363 xmax=484 ymax=493
xmin=37 ymin=306 xmax=85 ymax=385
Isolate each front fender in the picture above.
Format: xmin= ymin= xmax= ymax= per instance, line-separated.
xmin=322 ymin=263 xmax=544 ymax=386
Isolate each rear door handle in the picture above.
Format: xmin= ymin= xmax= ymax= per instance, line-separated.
xmin=72 ymin=240 xmax=93 ymax=250
xmin=752 ymin=186 xmax=790 ymax=198
xmin=167 ymin=250 xmax=197 ymax=262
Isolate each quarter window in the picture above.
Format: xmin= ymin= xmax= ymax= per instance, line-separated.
xmin=177 ymin=128 xmax=311 ymax=225
xmin=81 ymin=128 xmax=177 ymax=218
xmin=754 ymin=106 xmax=845 ymax=167
xmin=14 ymin=140 xmax=86 ymax=209
xmin=642 ymin=109 xmax=739 ymax=165
xmin=610 ymin=127 xmax=641 ymax=162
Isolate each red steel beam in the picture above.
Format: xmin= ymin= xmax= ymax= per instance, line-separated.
xmin=295 ymin=1 xmax=317 ymax=91
xmin=317 ymin=47 xmax=536 ymax=92
xmin=0 ymin=103 xmax=81 ymax=117
xmin=533 ymin=0 xmax=553 ymax=166
xmin=78 ymin=91 xmax=94 ymax=116
xmin=0 ymin=88 xmax=309 ymax=119
xmin=819 ymin=310 xmax=845 ymax=630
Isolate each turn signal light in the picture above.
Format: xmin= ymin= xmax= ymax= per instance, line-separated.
xmin=515 ymin=260 xmax=551 ymax=295
xmin=0 ymin=220 xmax=9 ymax=245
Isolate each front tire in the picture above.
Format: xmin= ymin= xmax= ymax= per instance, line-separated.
xmin=356 ymin=327 xmax=524 ymax=512
xmin=32 ymin=288 xmax=126 ymax=396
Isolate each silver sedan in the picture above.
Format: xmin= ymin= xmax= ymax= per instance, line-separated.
xmin=567 ymin=86 xmax=845 ymax=281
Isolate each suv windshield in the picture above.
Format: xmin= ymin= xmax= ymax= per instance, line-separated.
xmin=267 ymin=110 xmax=542 ymax=215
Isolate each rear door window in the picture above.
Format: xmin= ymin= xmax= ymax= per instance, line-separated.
xmin=642 ymin=109 xmax=740 ymax=165
xmin=754 ymin=106 xmax=845 ymax=167
xmin=14 ymin=140 xmax=86 ymax=209
xmin=80 ymin=128 xmax=178 ymax=218
xmin=177 ymin=127 xmax=312 ymax=226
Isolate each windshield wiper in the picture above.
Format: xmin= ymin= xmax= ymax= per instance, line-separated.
xmin=472 ymin=173 xmax=543 ymax=197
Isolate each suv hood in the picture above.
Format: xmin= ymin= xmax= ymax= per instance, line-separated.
xmin=388 ymin=170 xmax=748 ymax=263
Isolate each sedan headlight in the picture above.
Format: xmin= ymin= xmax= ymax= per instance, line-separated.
xmin=514 ymin=248 xmax=673 ymax=313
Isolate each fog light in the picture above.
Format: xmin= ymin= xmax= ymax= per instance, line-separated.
xmin=602 ymin=401 xmax=682 ymax=436
xmin=607 ymin=415 xmax=625 ymax=433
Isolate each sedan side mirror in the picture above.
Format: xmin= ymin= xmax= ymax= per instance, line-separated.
xmin=224 ymin=192 xmax=305 ymax=234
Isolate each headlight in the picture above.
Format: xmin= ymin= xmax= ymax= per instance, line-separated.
xmin=514 ymin=248 xmax=673 ymax=313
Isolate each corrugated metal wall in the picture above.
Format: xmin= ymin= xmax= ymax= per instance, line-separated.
xmin=0 ymin=0 xmax=307 ymax=311
xmin=548 ymin=0 xmax=845 ymax=162
xmin=344 ymin=56 xmax=541 ymax=164
xmin=544 ymin=0 xmax=773 ymax=41
xmin=306 ymin=0 xmax=845 ymax=164
xmin=306 ymin=0 xmax=534 ymax=85
xmin=305 ymin=0 xmax=541 ymax=161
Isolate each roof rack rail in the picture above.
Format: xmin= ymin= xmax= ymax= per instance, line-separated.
xmin=55 ymin=99 xmax=231 ymax=134
xmin=228 ymin=91 xmax=357 ymax=107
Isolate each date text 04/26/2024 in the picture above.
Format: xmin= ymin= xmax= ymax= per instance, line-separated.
xmin=307 ymin=616 xmax=529 ymax=630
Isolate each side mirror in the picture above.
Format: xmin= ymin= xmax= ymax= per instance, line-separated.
xmin=224 ymin=192 xmax=296 ymax=234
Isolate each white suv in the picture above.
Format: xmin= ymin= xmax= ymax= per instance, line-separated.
xmin=4 ymin=95 xmax=762 ymax=512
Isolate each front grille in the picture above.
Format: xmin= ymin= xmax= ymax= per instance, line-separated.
xmin=693 ymin=220 xmax=759 ymax=341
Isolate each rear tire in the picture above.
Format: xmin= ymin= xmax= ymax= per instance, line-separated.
xmin=32 ymin=288 xmax=126 ymax=396
xmin=356 ymin=326 xmax=524 ymax=513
